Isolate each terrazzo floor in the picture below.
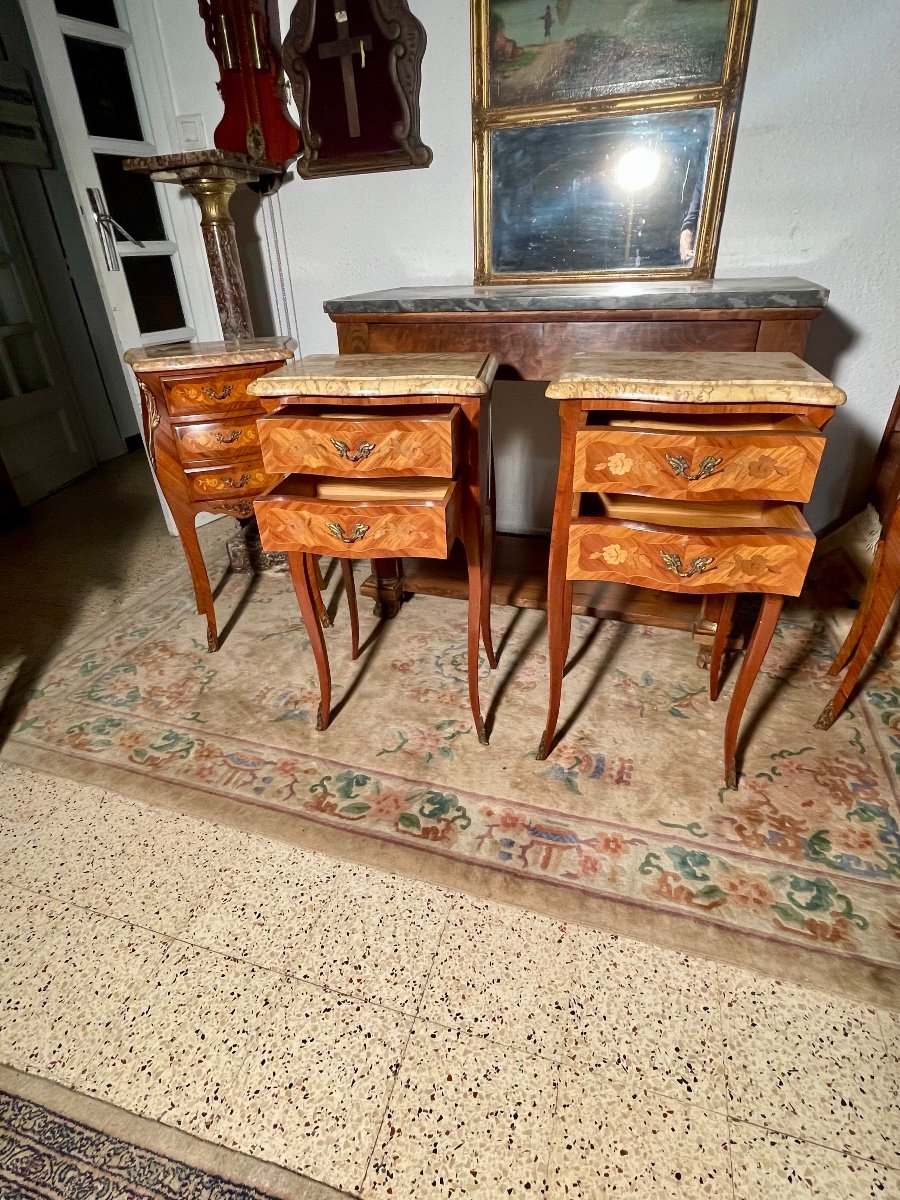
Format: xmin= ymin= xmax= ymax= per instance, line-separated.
xmin=0 ymin=454 xmax=898 ymax=1198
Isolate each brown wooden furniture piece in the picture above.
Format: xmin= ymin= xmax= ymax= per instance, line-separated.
xmin=124 ymin=337 xmax=295 ymax=652
xmin=816 ymin=385 xmax=900 ymax=730
xmin=535 ymin=351 xmax=845 ymax=787
xmin=325 ymin=277 xmax=827 ymax=638
xmin=249 ymin=352 xmax=498 ymax=741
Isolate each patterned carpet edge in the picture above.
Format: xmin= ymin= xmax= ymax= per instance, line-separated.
xmin=0 ymin=1063 xmax=349 ymax=1200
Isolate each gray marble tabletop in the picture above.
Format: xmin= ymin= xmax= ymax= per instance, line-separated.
xmin=324 ymin=277 xmax=828 ymax=315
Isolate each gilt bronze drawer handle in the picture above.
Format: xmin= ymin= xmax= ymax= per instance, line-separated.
xmin=222 ymin=473 xmax=250 ymax=488
xmin=215 ymin=429 xmax=242 ymax=444
xmin=326 ymin=521 xmax=370 ymax=544
xmin=665 ymin=453 xmax=722 ymax=482
xmin=660 ymin=551 xmax=715 ymax=579
xmin=201 ymin=383 xmax=234 ymax=401
xmin=331 ymin=437 xmax=376 ymax=463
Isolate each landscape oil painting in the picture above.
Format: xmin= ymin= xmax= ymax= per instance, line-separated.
xmin=487 ymin=0 xmax=734 ymax=108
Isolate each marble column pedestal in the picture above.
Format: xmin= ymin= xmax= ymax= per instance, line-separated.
xmin=123 ymin=149 xmax=283 ymax=341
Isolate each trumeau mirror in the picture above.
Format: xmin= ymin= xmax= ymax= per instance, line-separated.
xmin=472 ymin=0 xmax=756 ymax=283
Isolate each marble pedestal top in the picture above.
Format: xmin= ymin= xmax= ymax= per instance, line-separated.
xmin=250 ymin=353 xmax=499 ymax=397
xmin=123 ymin=337 xmax=296 ymax=373
xmin=324 ymin=277 xmax=828 ymax=316
xmin=123 ymin=149 xmax=283 ymax=183
xmin=546 ymin=351 xmax=845 ymax=407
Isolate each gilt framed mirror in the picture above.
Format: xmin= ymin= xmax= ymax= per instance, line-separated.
xmin=472 ymin=0 xmax=756 ymax=283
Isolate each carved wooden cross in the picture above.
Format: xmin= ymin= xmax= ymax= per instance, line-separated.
xmin=318 ymin=1 xmax=373 ymax=138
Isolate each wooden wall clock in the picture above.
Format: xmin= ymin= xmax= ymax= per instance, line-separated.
xmin=198 ymin=0 xmax=300 ymax=176
xmin=282 ymin=0 xmax=432 ymax=178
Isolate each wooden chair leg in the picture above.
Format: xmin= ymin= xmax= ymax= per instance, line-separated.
xmin=341 ymin=558 xmax=360 ymax=661
xmin=724 ymin=594 xmax=783 ymax=789
xmin=171 ymin=503 xmax=218 ymax=652
xmin=539 ymin=573 xmax=573 ymax=760
xmin=308 ymin=554 xmax=332 ymax=628
xmin=827 ymin=539 xmax=884 ymax=677
xmin=288 ymin=551 xmax=332 ymax=731
xmin=480 ymin=448 xmax=498 ymax=670
xmin=538 ymin=403 xmax=580 ymax=761
xmin=709 ymin=593 xmax=737 ymax=702
xmin=815 ymin=562 xmax=899 ymax=730
xmin=458 ymin=505 xmax=487 ymax=743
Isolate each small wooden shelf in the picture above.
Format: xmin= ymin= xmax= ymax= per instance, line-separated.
xmin=366 ymin=533 xmax=703 ymax=632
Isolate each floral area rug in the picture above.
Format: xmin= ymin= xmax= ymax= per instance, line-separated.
xmin=5 ymin=559 xmax=900 ymax=1004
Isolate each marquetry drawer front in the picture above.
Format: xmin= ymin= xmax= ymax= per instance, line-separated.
xmin=573 ymin=417 xmax=825 ymax=503
xmin=255 ymin=479 xmax=458 ymax=560
xmin=257 ymin=407 xmax=460 ymax=479
xmin=174 ymin=416 xmax=261 ymax=466
xmin=163 ymin=366 xmax=272 ymax=418
xmin=567 ymin=511 xmax=815 ymax=597
xmin=185 ymin=463 xmax=282 ymax=502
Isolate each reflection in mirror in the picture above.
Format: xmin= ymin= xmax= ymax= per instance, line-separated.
xmin=490 ymin=107 xmax=715 ymax=276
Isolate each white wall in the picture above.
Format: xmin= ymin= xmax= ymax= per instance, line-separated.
xmin=156 ymin=0 xmax=900 ymax=533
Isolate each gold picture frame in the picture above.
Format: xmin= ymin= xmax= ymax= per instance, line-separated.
xmin=472 ymin=0 xmax=756 ymax=283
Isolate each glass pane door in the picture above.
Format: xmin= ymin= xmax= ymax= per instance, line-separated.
xmin=55 ymin=1 xmax=192 ymax=344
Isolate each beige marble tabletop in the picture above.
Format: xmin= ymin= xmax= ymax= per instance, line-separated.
xmin=547 ymin=351 xmax=846 ymax=406
xmin=124 ymin=337 xmax=296 ymax=373
xmin=249 ymin=353 xmax=499 ymax=398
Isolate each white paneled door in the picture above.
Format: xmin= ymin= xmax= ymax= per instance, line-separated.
xmin=21 ymin=0 xmax=219 ymax=524
xmin=22 ymin=0 xmax=216 ymax=412
xmin=0 ymin=174 xmax=95 ymax=503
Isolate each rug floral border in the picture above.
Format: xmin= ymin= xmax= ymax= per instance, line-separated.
xmin=8 ymin=576 xmax=900 ymax=975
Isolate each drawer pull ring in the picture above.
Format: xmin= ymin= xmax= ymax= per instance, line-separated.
xmin=326 ymin=521 xmax=370 ymax=545
xmin=665 ymin=453 xmax=722 ymax=482
xmin=331 ymin=437 xmax=376 ymax=463
xmin=215 ymin=429 xmax=242 ymax=444
xmin=201 ymin=384 xmax=234 ymax=401
xmin=661 ymin=551 xmax=715 ymax=579
xmin=223 ymin=473 xmax=250 ymax=488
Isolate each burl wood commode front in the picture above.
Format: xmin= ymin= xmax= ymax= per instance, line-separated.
xmin=537 ymin=351 xmax=846 ymax=787
xmin=125 ymin=337 xmax=296 ymax=652
xmin=249 ymin=353 xmax=498 ymax=742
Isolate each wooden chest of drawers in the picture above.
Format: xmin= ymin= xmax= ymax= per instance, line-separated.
xmin=249 ymin=352 xmax=498 ymax=740
xmin=124 ymin=337 xmax=296 ymax=651
xmin=538 ymin=350 xmax=846 ymax=787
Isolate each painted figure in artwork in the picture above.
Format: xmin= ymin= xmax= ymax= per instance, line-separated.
xmin=489 ymin=0 xmax=732 ymax=109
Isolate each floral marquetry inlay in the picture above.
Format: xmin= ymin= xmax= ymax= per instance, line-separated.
xmin=605 ymin=452 xmax=633 ymax=476
xmin=601 ymin=544 xmax=628 ymax=565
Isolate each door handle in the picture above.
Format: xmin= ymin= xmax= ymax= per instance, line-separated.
xmin=87 ymin=187 xmax=118 ymax=271
xmin=96 ymin=213 xmax=145 ymax=248
xmin=87 ymin=188 xmax=146 ymax=272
